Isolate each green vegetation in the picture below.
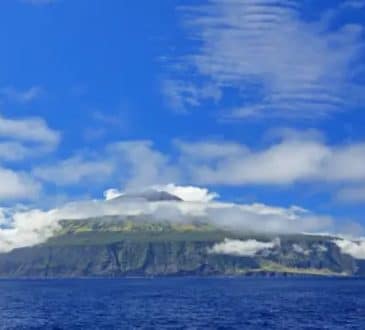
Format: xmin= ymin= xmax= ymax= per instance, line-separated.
xmin=257 ymin=261 xmax=349 ymax=276
xmin=0 ymin=218 xmax=361 ymax=278
xmin=45 ymin=230 xmax=229 ymax=246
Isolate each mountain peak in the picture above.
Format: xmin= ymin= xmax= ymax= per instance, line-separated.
xmin=112 ymin=189 xmax=183 ymax=202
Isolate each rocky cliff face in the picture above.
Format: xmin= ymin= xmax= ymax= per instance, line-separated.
xmin=0 ymin=219 xmax=362 ymax=278
xmin=0 ymin=241 xmax=259 ymax=277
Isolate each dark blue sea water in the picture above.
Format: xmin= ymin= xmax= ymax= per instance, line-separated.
xmin=0 ymin=277 xmax=365 ymax=329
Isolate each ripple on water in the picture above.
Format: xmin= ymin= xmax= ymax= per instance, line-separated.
xmin=0 ymin=278 xmax=365 ymax=329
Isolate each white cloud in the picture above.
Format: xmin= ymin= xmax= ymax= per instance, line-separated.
xmin=0 ymin=168 xmax=40 ymax=200
xmin=108 ymin=141 xmax=180 ymax=190
xmin=0 ymin=185 xmax=339 ymax=252
xmin=167 ymin=0 xmax=364 ymax=117
xmin=177 ymin=135 xmax=365 ymax=186
xmin=104 ymin=184 xmax=218 ymax=203
xmin=205 ymin=203 xmax=332 ymax=234
xmin=0 ymin=208 xmax=60 ymax=253
xmin=0 ymin=114 xmax=58 ymax=200
xmin=0 ymin=142 xmax=36 ymax=162
xmin=0 ymin=115 xmax=60 ymax=149
xmin=32 ymin=140 xmax=180 ymax=189
xmin=209 ymin=238 xmax=278 ymax=257
xmin=179 ymin=139 xmax=327 ymax=185
xmin=0 ymin=86 xmax=42 ymax=103
xmin=104 ymin=188 xmax=124 ymax=201
xmin=324 ymin=144 xmax=365 ymax=181
xmin=34 ymin=133 xmax=365 ymax=201
xmin=33 ymin=156 xmax=114 ymax=185
xmin=292 ymin=243 xmax=310 ymax=256
xmin=152 ymin=184 xmax=218 ymax=202
xmin=334 ymin=238 xmax=365 ymax=260
xmin=314 ymin=244 xmax=328 ymax=253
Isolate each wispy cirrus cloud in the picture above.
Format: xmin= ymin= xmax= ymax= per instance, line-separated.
xmin=162 ymin=80 xmax=222 ymax=112
xmin=165 ymin=0 xmax=364 ymax=118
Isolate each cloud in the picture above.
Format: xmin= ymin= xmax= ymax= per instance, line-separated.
xmin=0 ymin=86 xmax=42 ymax=103
xmin=103 ymin=184 xmax=218 ymax=203
xmin=292 ymin=243 xmax=310 ymax=256
xmin=334 ymin=238 xmax=365 ymax=259
xmin=166 ymin=0 xmax=364 ymax=117
xmin=152 ymin=184 xmax=218 ymax=202
xmin=209 ymin=238 xmax=278 ymax=257
xmin=0 ymin=141 xmax=37 ymax=162
xmin=34 ymin=132 xmax=365 ymax=202
xmin=108 ymin=141 xmax=181 ymax=190
xmin=32 ymin=140 xmax=180 ymax=190
xmin=0 ymin=115 xmax=60 ymax=149
xmin=177 ymin=135 xmax=365 ymax=186
xmin=33 ymin=156 xmax=114 ymax=185
xmin=0 ymin=185 xmax=340 ymax=252
xmin=0 ymin=208 xmax=59 ymax=252
xmin=0 ymin=168 xmax=41 ymax=201
xmin=103 ymin=189 xmax=123 ymax=201
xmin=0 ymin=115 xmax=60 ymax=164
xmin=178 ymin=139 xmax=327 ymax=185
xmin=162 ymin=80 xmax=222 ymax=112
xmin=336 ymin=186 xmax=365 ymax=203
xmin=0 ymin=114 xmax=58 ymax=200
xmin=314 ymin=244 xmax=328 ymax=253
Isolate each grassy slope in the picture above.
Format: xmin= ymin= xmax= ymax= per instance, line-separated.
xmin=34 ymin=218 xmax=346 ymax=276
xmin=46 ymin=218 xmax=331 ymax=246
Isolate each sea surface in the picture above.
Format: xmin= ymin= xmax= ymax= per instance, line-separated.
xmin=0 ymin=277 xmax=364 ymax=329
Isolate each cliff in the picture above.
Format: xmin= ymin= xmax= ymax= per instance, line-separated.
xmin=0 ymin=218 xmax=361 ymax=278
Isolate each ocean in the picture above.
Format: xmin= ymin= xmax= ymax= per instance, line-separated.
xmin=0 ymin=277 xmax=364 ymax=329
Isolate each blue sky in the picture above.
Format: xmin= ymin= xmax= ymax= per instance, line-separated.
xmin=0 ymin=0 xmax=365 ymax=229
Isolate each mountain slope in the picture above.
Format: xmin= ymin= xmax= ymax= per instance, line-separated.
xmin=0 ymin=218 xmax=362 ymax=278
